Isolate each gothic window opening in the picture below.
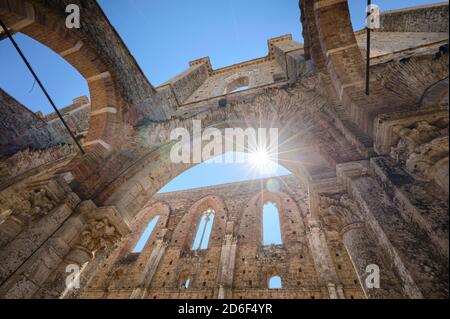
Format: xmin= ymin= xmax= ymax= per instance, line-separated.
xmin=132 ymin=215 xmax=160 ymax=253
xmin=225 ymin=76 xmax=250 ymax=94
xmin=192 ymin=208 xmax=215 ymax=250
xmin=262 ymin=201 xmax=282 ymax=245
xmin=230 ymin=85 xmax=250 ymax=93
xmin=182 ymin=278 xmax=191 ymax=289
xmin=269 ymin=276 xmax=282 ymax=289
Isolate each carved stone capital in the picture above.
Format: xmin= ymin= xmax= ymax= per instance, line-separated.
xmin=390 ymin=119 xmax=449 ymax=182
xmin=78 ymin=217 xmax=121 ymax=253
xmin=319 ymin=193 xmax=363 ymax=233
xmin=374 ymin=108 xmax=448 ymax=155
xmin=75 ymin=201 xmax=131 ymax=255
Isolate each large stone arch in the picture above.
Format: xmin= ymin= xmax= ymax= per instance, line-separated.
xmin=98 ymin=128 xmax=311 ymax=224
xmin=299 ymin=0 xmax=408 ymax=139
xmin=1 ymin=0 xmax=121 ymax=149
xmin=94 ymin=84 xmax=366 ymax=222
xmin=0 ymin=0 xmax=156 ymax=199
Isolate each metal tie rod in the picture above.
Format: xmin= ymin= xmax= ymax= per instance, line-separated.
xmin=365 ymin=0 xmax=371 ymax=96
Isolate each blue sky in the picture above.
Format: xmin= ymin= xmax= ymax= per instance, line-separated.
xmin=132 ymin=215 xmax=160 ymax=252
xmin=0 ymin=0 xmax=440 ymax=193
xmin=263 ymin=202 xmax=283 ymax=245
xmin=158 ymin=152 xmax=290 ymax=193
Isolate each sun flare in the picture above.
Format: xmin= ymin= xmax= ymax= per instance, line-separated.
xmin=248 ymin=147 xmax=278 ymax=174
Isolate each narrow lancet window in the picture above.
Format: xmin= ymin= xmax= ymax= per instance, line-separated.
xmin=192 ymin=208 xmax=215 ymax=250
xmin=263 ymin=202 xmax=282 ymax=245
xmin=132 ymin=215 xmax=160 ymax=253
xmin=182 ymin=278 xmax=191 ymax=289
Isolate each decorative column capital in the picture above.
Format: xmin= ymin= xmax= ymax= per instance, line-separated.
xmin=77 ymin=217 xmax=121 ymax=253
xmin=319 ymin=193 xmax=364 ymax=234
xmin=75 ymin=201 xmax=131 ymax=255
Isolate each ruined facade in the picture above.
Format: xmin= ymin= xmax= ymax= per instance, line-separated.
xmin=0 ymin=1 xmax=448 ymax=299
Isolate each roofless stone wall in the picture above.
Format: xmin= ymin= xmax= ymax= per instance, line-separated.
xmin=0 ymin=89 xmax=54 ymax=156
xmin=378 ymin=2 xmax=449 ymax=33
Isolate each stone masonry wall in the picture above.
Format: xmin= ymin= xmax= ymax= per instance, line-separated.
xmin=0 ymin=89 xmax=54 ymax=156
xmin=378 ymin=2 xmax=449 ymax=33
xmin=80 ymin=175 xmax=364 ymax=299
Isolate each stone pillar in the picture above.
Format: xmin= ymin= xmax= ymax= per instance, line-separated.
xmin=0 ymin=182 xmax=79 ymax=294
xmin=17 ymin=201 xmax=129 ymax=299
xmin=319 ymin=190 xmax=404 ymax=298
xmin=337 ymin=161 xmax=449 ymax=298
xmin=216 ymin=221 xmax=237 ymax=299
xmin=340 ymin=223 xmax=403 ymax=298
xmin=370 ymin=156 xmax=448 ymax=258
xmin=306 ymin=218 xmax=344 ymax=299
xmin=58 ymin=246 xmax=93 ymax=299
xmin=131 ymin=236 xmax=168 ymax=299
xmin=60 ymin=201 xmax=130 ymax=298
xmin=303 ymin=186 xmax=343 ymax=300
xmin=0 ymin=204 xmax=83 ymax=299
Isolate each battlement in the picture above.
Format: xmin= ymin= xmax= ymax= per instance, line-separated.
xmin=45 ymin=96 xmax=90 ymax=121
xmin=146 ymin=34 xmax=305 ymax=110
xmin=187 ymin=34 xmax=300 ymax=76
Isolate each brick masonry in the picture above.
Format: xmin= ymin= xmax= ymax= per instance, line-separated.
xmin=0 ymin=1 xmax=448 ymax=299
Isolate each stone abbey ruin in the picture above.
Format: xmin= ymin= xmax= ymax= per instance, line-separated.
xmin=0 ymin=0 xmax=448 ymax=299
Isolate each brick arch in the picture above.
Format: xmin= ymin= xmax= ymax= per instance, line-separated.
xmin=238 ymin=189 xmax=306 ymax=246
xmin=300 ymin=0 xmax=405 ymax=137
xmin=0 ymin=0 xmax=124 ymax=151
xmin=171 ymin=195 xmax=228 ymax=250
xmin=0 ymin=0 xmax=150 ymax=200
xmin=99 ymin=123 xmax=320 ymax=224
xmin=97 ymin=84 xmax=364 ymax=223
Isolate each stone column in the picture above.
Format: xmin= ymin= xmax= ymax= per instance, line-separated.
xmin=0 ymin=184 xmax=78 ymax=286
xmin=0 ymin=210 xmax=29 ymax=249
xmin=216 ymin=221 xmax=237 ymax=299
xmin=337 ymin=161 xmax=449 ymax=298
xmin=0 ymin=203 xmax=83 ymax=299
xmin=44 ymin=201 xmax=129 ymax=299
xmin=341 ymin=223 xmax=403 ymax=298
xmin=58 ymin=246 xmax=93 ymax=299
xmin=130 ymin=236 xmax=168 ymax=299
xmin=305 ymin=217 xmax=344 ymax=299
xmin=305 ymin=183 xmax=346 ymax=299
xmin=320 ymin=190 xmax=404 ymax=298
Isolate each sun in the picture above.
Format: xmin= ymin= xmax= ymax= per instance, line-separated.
xmin=248 ymin=146 xmax=278 ymax=174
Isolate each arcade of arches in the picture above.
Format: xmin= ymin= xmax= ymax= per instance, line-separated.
xmin=0 ymin=1 xmax=448 ymax=299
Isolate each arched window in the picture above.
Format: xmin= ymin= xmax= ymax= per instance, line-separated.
xmin=182 ymin=278 xmax=191 ymax=289
xmin=132 ymin=215 xmax=160 ymax=253
xmin=225 ymin=76 xmax=250 ymax=94
xmin=192 ymin=208 xmax=215 ymax=250
xmin=269 ymin=276 xmax=282 ymax=289
xmin=230 ymin=85 xmax=250 ymax=93
xmin=263 ymin=202 xmax=282 ymax=245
